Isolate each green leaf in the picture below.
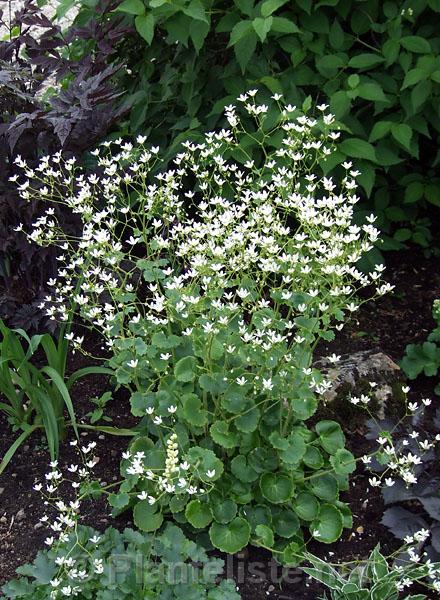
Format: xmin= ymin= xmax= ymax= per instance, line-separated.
xmin=255 ymin=524 xmax=274 ymax=547
xmin=209 ymin=517 xmax=251 ymax=553
xmin=108 ymin=492 xmax=130 ymax=510
xmin=339 ymin=138 xmax=377 ymax=162
xmin=330 ymin=448 xmax=356 ymax=475
xmin=185 ymin=500 xmax=213 ymax=528
xmin=133 ymin=501 xmax=163 ymax=531
xmin=209 ymin=337 xmax=224 ymax=361
xmin=271 ymin=16 xmax=300 ymax=33
xmin=411 ymin=80 xmax=432 ymax=111
xmin=391 ymin=123 xmax=412 ymax=151
xmin=235 ymin=405 xmax=260 ymax=432
xmin=315 ymin=420 xmax=346 ymax=453
xmin=260 ymin=472 xmax=294 ymax=504
xmin=273 ymin=509 xmax=300 ymax=538
xmin=252 ymin=16 xmax=273 ymax=42
xmin=231 ymin=454 xmax=259 ymax=482
xmin=348 ymin=53 xmax=385 ymax=69
xmin=369 ymin=121 xmax=392 ymax=143
xmin=135 ymin=13 xmax=154 ymax=43
xmin=229 ymin=19 xmax=253 ymax=45
xmin=302 ymin=446 xmax=324 ymax=470
xmin=115 ymin=0 xmax=145 ymax=14
xmin=316 ymin=54 xmax=345 ymax=75
xmin=330 ymin=90 xmax=351 ymax=119
xmin=187 ymin=447 xmax=224 ymax=481
xmin=329 ymin=18 xmax=344 ymax=50
xmin=234 ymin=31 xmax=258 ymax=72
xmin=212 ymin=499 xmax=237 ymax=524
xmin=310 ymin=504 xmax=343 ymax=543
xmin=404 ymin=181 xmax=424 ymax=204
xmin=425 ymin=184 xmax=440 ymax=207
xmin=181 ymin=393 xmax=207 ymax=427
xmin=210 ymin=421 xmax=239 ymax=448
xmin=293 ymin=492 xmax=320 ymax=521
xmin=310 ymin=474 xmax=339 ymax=501
xmin=174 ymin=356 xmax=197 ymax=382
xmin=356 ymin=82 xmax=388 ymax=103
xmin=183 ymin=0 xmax=208 ymax=22
xmin=402 ymin=68 xmax=428 ymax=89
xmin=260 ymin=0 xmax=288 ymax=17
xmin=347 ymin=74 xmax=360 ymax=88
xmin=400 ymin=36 xmax=431 ymax=53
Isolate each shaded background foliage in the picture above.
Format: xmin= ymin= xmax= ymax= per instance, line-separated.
xmin=0 ymin=0 xmax=128 ymax=327
xmin=1 ymin=0 xmax=440 ymax=327
xmin=70 ymin=0 xmax=440 ymax=254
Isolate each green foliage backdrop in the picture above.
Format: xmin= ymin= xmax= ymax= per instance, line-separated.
xmin=63 ymin=0 xmax=440 ymax=250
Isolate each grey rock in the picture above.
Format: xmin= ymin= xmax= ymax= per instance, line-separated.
xmin=314 ymin=350 xmax=404 ymax=414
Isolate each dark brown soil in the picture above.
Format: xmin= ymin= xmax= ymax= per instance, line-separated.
xmin=0 ymin=248 xmax=440 ymax=599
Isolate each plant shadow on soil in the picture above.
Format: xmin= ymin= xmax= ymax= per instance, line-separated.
xmin=0 ymin=248 xmax=439 ymax=598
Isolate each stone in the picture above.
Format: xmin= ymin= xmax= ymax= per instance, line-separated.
xmin=313 ymin=350 xmax=404 ymax=415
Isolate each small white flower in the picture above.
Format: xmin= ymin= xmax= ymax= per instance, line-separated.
xmin=167 ymin=405 xmax=177 ymax=414
xmin=206 ymin=470 xmax=216 ymax=478
xmin=127 ymin=359 xmax=138 ymax=368
xmin=369 ymin=477 xmax=381 ymax=487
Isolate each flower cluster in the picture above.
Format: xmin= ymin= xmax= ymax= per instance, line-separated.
xmin=13 ymin=94 xmax=390 ymax=405
xmin=32 ymin=440 xmax=100 ymax=598
xmin=12 ymin=92 xmax=395 ymax=553
xmin=351 ymin=384 xmax=439 ymax=489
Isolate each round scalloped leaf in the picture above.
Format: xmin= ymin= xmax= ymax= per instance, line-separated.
xmin=181 ymin=393 xmax=207 ymax=427
xmin=187 ymin=446 xmax=224 ymax=482
xmin=133 ymin=500 xmax=163 ymax=532
xmin=185 ymin=500 xmax=213 ymax=529
xmin=212 ymin=499 xmax=237 ymax=524
xmin=235 ymin=405 xmax=260 ymax=433
xmin=273 ymin=509 xmax=300 ymax=538
xmin=210 ymin=421 xmax=239 ymax=449
xmin=242 ymin=504 xmax=272 ymax=532
xmin=310 ymin=473 xmax=339 ymax=501
xmin=293 ymin=492 xmax=320 ymax=521
xmin=330 ymin=448 xmax=356 ymax=475
xmin=209 ymin=517 xmax=251 ymax=554
xmin=315 ymin=420 xmax=346 ymax=454
xmin=169 ymin=495 xmax=187 ymax=514
xmin=281 ymin=540 xmax=304 ymax=567
xmin=248 ymin=447 xmax=278 ymax=473
xmin=310 ymin=503 xmax=343 ymax=544
xmin=260 ymin=473 xmax=294 ymax=504
xmin=231 ymin=455 xmax=259 ymax=483
xmin=303 ymin=446 xmax=324 ymax=470
xmin=174 ymin=355 xmax=197 ymax=382
xmin=255 ymin=524 xmax=274 ymax=548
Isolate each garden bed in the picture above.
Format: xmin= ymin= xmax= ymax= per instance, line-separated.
xmin=1 ymin=248 xmax=439 ymax=599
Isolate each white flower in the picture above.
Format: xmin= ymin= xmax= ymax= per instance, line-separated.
xmin=369 ymin=477 xmax=381 ymax=487
xmin=327 ymin=353 xmax=341 ymax=364
xmin=127 ymin=359 xmax=138 ymax=368
xmin=402 ymin=385 xmax=410 ymax=393
xmin=89 ymin=535 xmax=101 ymax=544
xmin=262 ymin=378 xmax=273 ymax=391
xmin=167 ymin=405 xmax=177 ymax=413
xmin=206 ymin=470 xmax=216 ymax=478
